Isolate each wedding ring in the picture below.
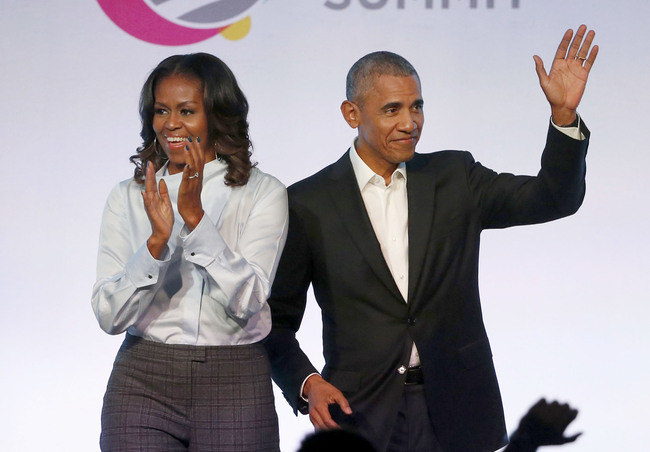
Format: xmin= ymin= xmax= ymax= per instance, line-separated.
xmin=188 ymin=172 xmax=199 ymax=179
xmin=577 ymin=56 xmax=587 ymax=61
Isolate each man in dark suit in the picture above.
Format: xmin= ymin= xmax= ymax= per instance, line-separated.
xmin=264 ymin=25 xmax=598 ymax=452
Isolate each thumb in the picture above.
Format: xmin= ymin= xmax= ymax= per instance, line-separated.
xmin=333 ymin=393 xmax=352 ymax=415
xmin=533 ymin=55 xmax=548 ymax=82
xmin=561 ymin=432 xmax=582 ymax=444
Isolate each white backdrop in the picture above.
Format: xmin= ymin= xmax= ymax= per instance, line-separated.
xmin=1 ymin=1 xmax=648 ymax=451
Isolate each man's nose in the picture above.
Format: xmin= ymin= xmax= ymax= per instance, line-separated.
xmin=399 ymin=112 xmax=417 ymax=132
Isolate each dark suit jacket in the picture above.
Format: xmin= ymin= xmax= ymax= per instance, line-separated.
xmin=264 ymin=123 xmax=589 ymax=452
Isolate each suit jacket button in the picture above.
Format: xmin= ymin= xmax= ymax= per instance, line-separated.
xmin=407 ymin=317 xmax=416 ymax=326
xmin=398 ymin=365 xmax=407 ymax=375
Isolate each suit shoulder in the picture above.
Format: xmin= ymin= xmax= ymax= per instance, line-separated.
xmin=409 ymin=150 xmax=476 ymax=170
xmin=287 ymin=157 xmax=346 ymax=197
xmin=288 ymin=166 xmax=330 ymax=189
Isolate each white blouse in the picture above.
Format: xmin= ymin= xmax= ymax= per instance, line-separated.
xmin=92 ymin=158 xmax=288 ymax=345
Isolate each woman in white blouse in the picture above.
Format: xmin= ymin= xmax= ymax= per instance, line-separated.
xmin=92 ymin=53 xmax=288 ymax=452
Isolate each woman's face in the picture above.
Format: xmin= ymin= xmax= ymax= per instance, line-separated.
xmin=152 ymin=74 xmax=214 ymax=175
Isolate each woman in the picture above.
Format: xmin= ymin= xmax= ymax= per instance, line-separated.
xmin=92 ymin=53 xmax=287 ymax=452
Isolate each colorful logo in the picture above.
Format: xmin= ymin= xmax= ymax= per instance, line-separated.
xmin=97 ymin=0 xmax=264 ymax=46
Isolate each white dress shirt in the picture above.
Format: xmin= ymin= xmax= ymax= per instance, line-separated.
xmin=349 ymin=144 xmax=421 ymax=367
xmin=92 ymin=158 xmax=289 ymax=345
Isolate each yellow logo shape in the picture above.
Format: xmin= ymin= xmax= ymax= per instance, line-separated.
xmin=221 ymin=16 xmax=252 ymax=41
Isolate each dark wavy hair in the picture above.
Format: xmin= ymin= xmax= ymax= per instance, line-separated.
xmin=130 ymin=53 xmax=254 ymax=186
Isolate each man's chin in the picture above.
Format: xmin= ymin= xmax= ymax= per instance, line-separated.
xmin=391 ymin=148 xmax=416 ymax=163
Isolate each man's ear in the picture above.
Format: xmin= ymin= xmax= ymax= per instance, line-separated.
xmin=341 ymin=100 xmax=360 ymax=129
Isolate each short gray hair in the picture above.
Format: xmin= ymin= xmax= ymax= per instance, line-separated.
xmin=346 ymin=51 xmax=419 ymax=104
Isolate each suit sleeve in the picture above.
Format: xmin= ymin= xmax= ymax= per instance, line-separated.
xmin=263 ymin=195 xmax=319 ymax=414
xmin=471 ymin=120 xmax=589 ymax=229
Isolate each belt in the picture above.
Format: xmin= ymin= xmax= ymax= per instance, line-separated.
xmin=404 ymin=365 xmax=424 ymax=385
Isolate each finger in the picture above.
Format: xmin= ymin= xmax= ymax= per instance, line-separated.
xmin=141 ymin=192 xmax=151 ymax=211
xmin=318 ymin=406 xmax=341 ymax=429
xmin=552 ymin=401 xmax=576 ymax=420
xmin=321 ymin=417 xmax=340 ymax=429
xmin=566 ymin=24 xmax=586 ymax=60
xmin=311 ymin=400 xmax=341 ymax=429
xmin=309 ymin=408 xmax=334 ymax=430
xmin=189 ymin=136 xmax=205 ymax=168
xmin=187 ymin=136 xmax=199 ymax=166
xmin=565 ymin=406 xmax=579 ymax=423
xmin=583 ymin=45 xmax=599 ymax=73
xmin=561 ymin=432 xmax=582 ymax=444
xmin=532 ymin=397 xmax=547 ymax=410
xmin=158 ymin=178 xmax=170 ymax=204
xmin=184 ymin=143 xmax=197 ymax=177
xmin=141 ymin=190 xmax=159 ymax=222
xmin=332 ymin=394 xmax=353 ymax=415
xmin=554 ymin=28 xmax=573 ymax=60
xmin=308 ymin=411 xmax=322 ymax=429
xmin=576 ymin=29 xmax=595 ymax=59
xmin=181 ymin=163 xmax=194 ymax=184
xmin=145 ymin=161 xmax=157 ymax=194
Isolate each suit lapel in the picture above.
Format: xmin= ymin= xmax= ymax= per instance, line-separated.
xmin=326 ymin=152 xmax=405 ymax=303
xmin=406 ymin=155 xmax=437 ymax=303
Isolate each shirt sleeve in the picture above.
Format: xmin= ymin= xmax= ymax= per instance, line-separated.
xmin=91 ymin=183 xmax=171 ymax=334
xmin=550 ymin=113 xmax=584 ymax=140
xmin=180 ymin=178 xmax=289 ymax=321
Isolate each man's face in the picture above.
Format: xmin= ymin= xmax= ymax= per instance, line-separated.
xmin=344 ymin=74 xmax=424 ymax=178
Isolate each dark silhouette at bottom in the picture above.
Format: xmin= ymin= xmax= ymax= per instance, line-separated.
xmin=297 ymin=428 xmax=377 ymax=452
xmin=297 ymin=398 xmax=580 ymax=452
xmin=504 ymin=398 xmax=581 ymax=452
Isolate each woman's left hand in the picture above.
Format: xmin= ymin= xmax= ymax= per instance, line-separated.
xmin=178 ymin=137 xmax=207 ymax=231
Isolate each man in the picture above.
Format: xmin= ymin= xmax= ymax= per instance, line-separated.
xmin=264 ymin=26 xmax=598 ymax=452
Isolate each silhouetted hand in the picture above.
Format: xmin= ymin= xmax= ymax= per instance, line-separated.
xmin=505 ymin=398 xmax=581 ymax=452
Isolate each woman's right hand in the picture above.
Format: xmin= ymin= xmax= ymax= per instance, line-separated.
xmin=142 ymin=161 xmax=174 ymax=259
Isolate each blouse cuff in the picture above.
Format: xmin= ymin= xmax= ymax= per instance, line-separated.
xmin=125 ymin=243 xmax=170 ymax=287
xmin=180 ymin=213 xmax=227 ymax=267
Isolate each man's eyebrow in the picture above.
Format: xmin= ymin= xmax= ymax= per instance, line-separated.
xmin=382 ymin=101 xmax=403 ymax=110
xmin=380 ymin=99 xmax=423 ymax=110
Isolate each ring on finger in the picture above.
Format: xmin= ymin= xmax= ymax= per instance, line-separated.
xmin=188 ymin=172 xmax=200 ymax=179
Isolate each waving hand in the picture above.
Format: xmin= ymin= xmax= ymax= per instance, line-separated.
xmin=534 ymin=24 xmax=599 ymax=126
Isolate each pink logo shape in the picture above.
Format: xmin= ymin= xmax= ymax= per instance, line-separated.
xmin=98 ymin=0 xmax=224 ymax=46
